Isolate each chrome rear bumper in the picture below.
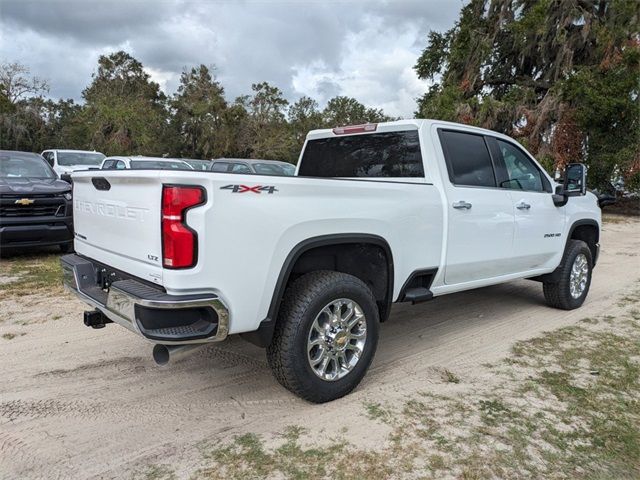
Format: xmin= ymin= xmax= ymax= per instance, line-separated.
xmin=61 ymin=254 xmax=229 ymax=344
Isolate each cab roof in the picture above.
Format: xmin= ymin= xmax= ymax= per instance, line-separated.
xmin=213 ymin=158 xmax=292 ymax=166
xmin=306 ymin=119 xmax=515 ymax=142
xmin=44 ymin=149 xmax=104 ymax=154
xmin=104 ymin=156 xmax=189 ymax=163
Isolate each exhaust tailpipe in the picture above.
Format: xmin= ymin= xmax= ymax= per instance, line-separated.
xmin=152 ymin=344 xmax=202 ymax=366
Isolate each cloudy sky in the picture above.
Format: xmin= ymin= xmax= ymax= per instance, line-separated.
xmin=0 ymin=0 xmax=463 ymax=117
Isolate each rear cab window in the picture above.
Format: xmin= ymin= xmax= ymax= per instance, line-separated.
xmin=298 ymin=129 xmax=424 ymax=178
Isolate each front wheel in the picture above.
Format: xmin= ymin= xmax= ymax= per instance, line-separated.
xmin=266 ymin=270 xmax=380 ymax=403
xmin=543 ymin=239 xmax=593 ymax=310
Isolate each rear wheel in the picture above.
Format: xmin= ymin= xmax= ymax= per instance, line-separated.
xmin=543 ymin=240 xmax=593 ymax=310
xmin=266 ymin=270 xmax=379 ymax=403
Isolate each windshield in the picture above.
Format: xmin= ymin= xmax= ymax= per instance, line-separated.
xmin=0 ymin=153 xmax=56 ymax=179
xmin=129 ymin=160 xmax=191 ymax=170
xmin=57 ymin=152 xmax=105 ymax=166
xmin=253 ymin=162 xmax=296 ymax=176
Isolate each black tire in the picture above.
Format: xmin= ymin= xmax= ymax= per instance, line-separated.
xmin=266 ymin=270 xmax=380 ymax=403
xmin=59 ymin=243 xmax=72 ymax=253
xmin=543 ymin=239 xmax=593 ymax=310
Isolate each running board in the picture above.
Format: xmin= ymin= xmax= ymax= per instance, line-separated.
xmin=402 ymin=287 xmax=433 ymax=304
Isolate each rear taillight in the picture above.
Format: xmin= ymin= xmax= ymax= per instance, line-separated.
xmin=161 ymin=185 xmax=205 ymax=269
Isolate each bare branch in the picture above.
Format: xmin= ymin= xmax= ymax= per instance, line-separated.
xmin=0 ymin=61 xmax=49 ymax=102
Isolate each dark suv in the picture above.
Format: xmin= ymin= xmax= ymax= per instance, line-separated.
xmin=0 ymin=151 xmax=74 ymax=252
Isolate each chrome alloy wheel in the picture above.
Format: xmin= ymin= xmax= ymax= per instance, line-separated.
xmin=307 ymin=298 xmax=367 ymax=381
xmin=569 ymin=253 xmax=589 ymax=299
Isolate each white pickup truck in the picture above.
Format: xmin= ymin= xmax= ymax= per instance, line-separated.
xmin=62 ymin=119 xmax=601 ymax=402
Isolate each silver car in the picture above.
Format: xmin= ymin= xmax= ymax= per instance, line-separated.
xmin=210 ymin=158 xmax=296 ymax=176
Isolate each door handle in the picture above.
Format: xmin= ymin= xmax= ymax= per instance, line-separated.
xmin=516 ymin=202 xmax=531 ymax=210
xmin=452 ymin=201 xmax=472 ymax=210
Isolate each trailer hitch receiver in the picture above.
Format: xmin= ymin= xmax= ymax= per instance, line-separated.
xmin=83 ymin=309 xmax=113 ymax=329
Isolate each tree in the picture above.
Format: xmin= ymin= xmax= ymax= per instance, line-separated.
xmin=42 ymin=99 xmax=89 ymax=150
xmin=245 ymin=82 xmax=292 ymax=160
xmin=414 ymin=0 xmax=640 ymax=191
xmin=287 ymin=96 xmax=323 ymax=160
xmin=82 ymin=51 xmax=170 ymax=155
xmin=220 ymin=97 xmax=252 ymax=158
xmin=0 ymin=55 xmax=395 ymax=163
xmin=0 ymin=98 xmax=43 ymax=151
xmin=0 ymin=97 xmax=89 ymax=152
xmin=170 ymin=65 xmax=227 ymax=158
xmin=322 ymin=96 xmax=389 ymax=126
xmin=0 ymin=61 xmax=50 ymax=151
xmin=0 ymin=61 xmax=49 ymax=103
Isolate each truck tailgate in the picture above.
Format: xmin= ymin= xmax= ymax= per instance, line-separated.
xmin=72 ymin=173 xmax=165 ymax=284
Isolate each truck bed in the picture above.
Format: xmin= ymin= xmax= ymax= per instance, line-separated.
xmin=71 ymin=170 xmax=443 ymax=334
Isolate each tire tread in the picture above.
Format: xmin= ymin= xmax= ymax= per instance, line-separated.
xmin=266 ymin=270 xmax=378 ymax=402
xmin=543 ymin=239 xmax=592 ymax=310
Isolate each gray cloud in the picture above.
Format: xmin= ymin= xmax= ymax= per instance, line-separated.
xmin=0 ymin=0 xmax=461 ymax=117
xmin=316 ymin=78 xmax=341 ymax=99
xmin=1 ymin=0 xmax=176 ymax=44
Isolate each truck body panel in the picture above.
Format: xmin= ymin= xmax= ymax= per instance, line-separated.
xmin=73 ymin=169 xmax=444 ymax=334
xmin=67 ymin=119 xmax=601 ymax=341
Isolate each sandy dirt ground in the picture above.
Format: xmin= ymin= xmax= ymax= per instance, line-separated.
xmin=1 ymin=218 xmax=639 ymax=479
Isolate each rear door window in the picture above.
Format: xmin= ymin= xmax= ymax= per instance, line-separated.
xmin=298 ymin=130 xmax=424 ymax=178
xmin=438 ymin=130 xmax=496 ymax=188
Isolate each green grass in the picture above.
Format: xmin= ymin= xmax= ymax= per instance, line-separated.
xmin=0 ymin=253 xmax=63 ymax=298
xmin=2 ymin=332 xmax=25 ymax=340
xmin=142 ymin=289 xmax=640 ymax=479
xmin=618 ymin=290 xmax=640 ymax=307
xmin=363 ymin=401 xmax=394 ymax=423
xmin=441 ymin=368 xmax=460 ymax=384
xmin=131 ymin=464 xmax=176 ymax=480
xmin=196 ymin=427 xmax=392 ymax=480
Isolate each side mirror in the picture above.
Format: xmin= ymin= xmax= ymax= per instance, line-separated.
xmin=60 ymin=173 xmax=72 ymax=184
xmin=552 ymin=163 xmax=587 ymax=207
xmin=563 ymin=163 xmax=587 ymax=196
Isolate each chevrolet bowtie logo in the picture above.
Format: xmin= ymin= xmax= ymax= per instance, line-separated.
xmin=14 ymin=198 xmax=35 ymax=206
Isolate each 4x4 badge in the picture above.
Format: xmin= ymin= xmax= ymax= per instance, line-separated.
xmin=220 ymin=185 xmax=278 ymax=194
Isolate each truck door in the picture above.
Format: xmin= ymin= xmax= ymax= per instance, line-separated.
xmin=488 ymin=137 xmax=566 ymax=271
xmin=437 ymin=129 xmax=517 ymax=285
